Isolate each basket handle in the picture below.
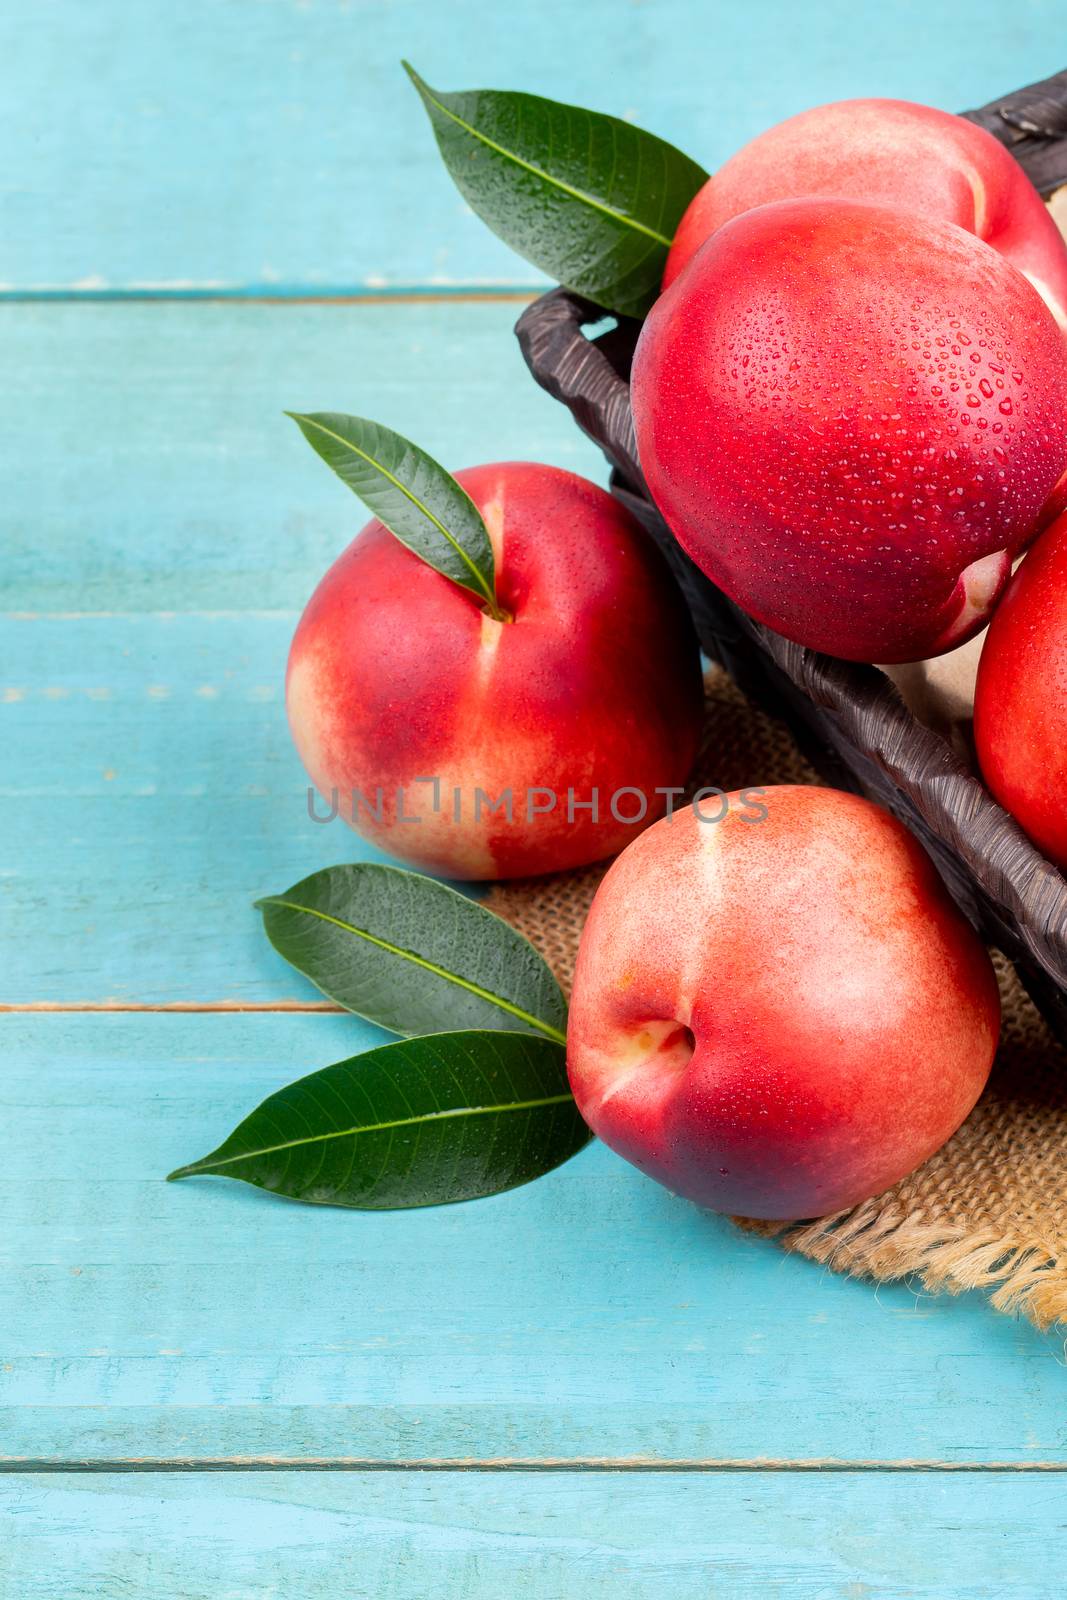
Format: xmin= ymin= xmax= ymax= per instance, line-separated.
xmin=515 ymin=290 xmax=644 ymax=486
xmin=963 ymin=67 xmax=1067 ymax=194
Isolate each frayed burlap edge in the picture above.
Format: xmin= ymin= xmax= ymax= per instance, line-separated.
xmin=741 ymin=1208 xmax=1067 ymax=1329
xmin=487 ymin=669 xmax=1067 ymax=1331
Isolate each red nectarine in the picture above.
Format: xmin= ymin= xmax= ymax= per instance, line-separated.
xmin=632 ymin=197 xmax=1067 ymax=663
xmin=974 ymin=510 xmax=1067 ymax=868
xmin=567 ymin=785 xmax=1000 ymax=1219
xmin=664 ymin=99 xmax=1067 ymax=330
xmin=287 ymin=462 xmax=704 ymax=878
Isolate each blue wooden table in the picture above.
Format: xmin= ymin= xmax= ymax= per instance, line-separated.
xmin=3 ymin=4 xmax=1066 ymax=1594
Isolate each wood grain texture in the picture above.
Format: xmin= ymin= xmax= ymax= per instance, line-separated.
xmin=2 ymin=1013 xmax=1065 ymax=1466
xmin=1 ymin=0 xmax=1063 ymax=293
xmin=7 ymin=12 xmax=1067 ymax=1568
xmin=0 ymin=301 xmax=603 ymax=614
xmin=2 ymin=1470 xmax=1065 ymax=1598
xmin=0 ymin=609 xmax=467 ymax=1004
xmin=0 ymin=299 xmax=604 ymax=1001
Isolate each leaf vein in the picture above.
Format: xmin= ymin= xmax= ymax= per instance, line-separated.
xmin=171 ymin=1093 xmax=576 ymax=1177
xmin=290 ymin=414 xmax=495 ymax=606
xmin=414 ymin=78 xmax=673 ymax=248
xmin=259 ymin=895 xmax=566 ymax=1044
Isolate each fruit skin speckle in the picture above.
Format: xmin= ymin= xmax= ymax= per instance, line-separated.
xmin=632 ymin=197 xmax=1067 ymax=663
xmin=567 ymin=786 xmax=1000 ymax=1221
xmin=975 ymin=510 xmax=1067 ymax=868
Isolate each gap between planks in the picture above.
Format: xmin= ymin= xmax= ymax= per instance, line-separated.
xmin=0 ymin=1001 xmax=343 ymax=1014
xmin=2 ymin=1460 xmax=1066 ymax=1475
xmin=0 ymin=287 xmax=539 ymax=306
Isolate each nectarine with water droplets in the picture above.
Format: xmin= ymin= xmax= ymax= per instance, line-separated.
xmin=632 ymin=197 xmax=1067 ymax=662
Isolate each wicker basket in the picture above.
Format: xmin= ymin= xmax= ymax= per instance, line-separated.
xmin=516 ymin=70 xmax=1067 ymax=1044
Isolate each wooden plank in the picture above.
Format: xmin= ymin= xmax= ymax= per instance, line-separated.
xmin=2 ymin=1012 xmax=1064 ymax=1466
xmin=2 ymin=1469 xmax=1064 ymax=1598
xmin=0 ymin=301 xmax=604 ymax=614
xmin=0 ymin=611 xmax=382 ymax=1003
xmin=0 ymin=298 xmax=606 ymax=1003
xmin=1 ymin=1 xmax=1060 ymax=293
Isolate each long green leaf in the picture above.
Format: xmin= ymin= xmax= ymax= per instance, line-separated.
xmin=405 ymin=63 xmax=707 ymax=318
xmin=288 ymin=411 xmax=500 ymax=613
xmin=167 ymin=1030 xmax=589 ymax=1209
xmin=256 ymin=864 xmax=567 ymax=1044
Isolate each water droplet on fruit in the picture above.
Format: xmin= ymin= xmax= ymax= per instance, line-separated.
xmin=999 ymin=398 xmax=1013 ymax=416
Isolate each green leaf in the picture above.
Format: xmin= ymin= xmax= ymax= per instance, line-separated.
xmin=287 ymin=411 xmax=501 ymax=615
xmin=256 ymin=864 xmax=567 ymax=1044
xmin=404 ymin=62 xmax=708 ymax=319
xmin=167 ymin=1030 xmax=589 ymax=1209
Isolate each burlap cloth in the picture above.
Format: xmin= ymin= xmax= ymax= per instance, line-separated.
xmin=487 ymin=668 xmax=1067 ymax=1330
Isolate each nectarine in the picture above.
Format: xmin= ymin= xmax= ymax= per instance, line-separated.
xmin=974 ymin=510 xmax=1067 ymax=867
xmin=632 ymin=197 xmax=1067 ymax=663
xmin=567 ymin=786 xmax=999 ymax=1219
xmin=287 ymin=462 xmax=704 ymax=878
xmin=664 ymin=98 xmax=1067 ymax=330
